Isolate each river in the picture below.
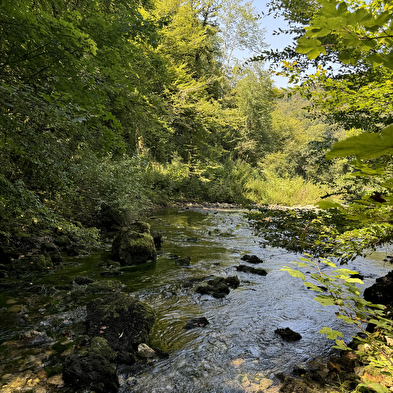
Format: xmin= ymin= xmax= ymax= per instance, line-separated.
xmin=0 ymin=206 xmax=392 ymax=393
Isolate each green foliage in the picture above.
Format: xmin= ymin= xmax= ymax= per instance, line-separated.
xmin=294 ymin=0 xmax=393 ymax=70
xmin=326 ymin=125 xmax=393 ymax=160
xmin=141 ymin=156 xmax=255 ymax=204
xmin=235 ymin=63 xmax=275 ymax=163
xmin=246 ymin=206 xmax=356 ymax=259
xmin=68 ymin=154 xmax=153 ymax=227
xmin=281 ymin=255 xmax=393 ymax=392
xmin=244 ymin=171 xmax=327 ymax=206
xmin=254 ymin=0 xmax=393 ymax=391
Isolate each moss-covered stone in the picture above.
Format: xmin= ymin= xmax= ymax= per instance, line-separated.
xmin=86 ymin=292 xmax=156 ymax=353
xmin=63 ymin=351 xmax=119 ymax=393
xmin=89 ymin=337 xmax=117 ymax=361
xmin=111 ymin=221 xmax=157 ymax=265
xmin=87 ymin=279 xmax=123 ymax=294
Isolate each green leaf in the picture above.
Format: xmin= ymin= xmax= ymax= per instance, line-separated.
xmin=314 ymin=295 xmax=336 ymax=306
xmin=319 ymin=326 xmax=344 ymax=339
xmin=326 ymin=124 xmax=393 ymax=160
xmin=316 ymin=201 xmax=344 ymax=209
xmin=296 ymin=36 xmax=326 ymax=59
xmin=280 ymin=267 xmax=306 ymax=280
xmin=304 ymin=281 xmax=324 ymax=292
xmin=333 ymin=339 xmax=349 ymax=350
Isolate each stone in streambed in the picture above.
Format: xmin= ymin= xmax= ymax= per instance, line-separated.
xmin=111 ymin=221 xmax=157 ymax=266
xmin=364 ymin=270 xmax=393 ymax=307
xmin=275 ymin=327 xmax=302 ymax=342
xmin=63 ymin=337 xmax=118 ymax=393
xmin=183 ymin=317 xmax=210 ymax=330
xmin=241 ymin=254 xmax=263 ymax=264
xmin=86 ymin=292 xmax=156 ymax=353
xmin=195 ymin=276 xmax=240 ymax=298
xmin=236 ymin=264 xmax=267 ymax=276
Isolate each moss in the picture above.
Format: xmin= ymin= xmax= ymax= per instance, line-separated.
xmin=112 ymin=224 xmax=157 ymax=265
xmin=86 ymin=292 xmax=156 ymax=352
xmin=89 ymin=337 xmax=116 ymax=361
xmin=87 ymin=279 xmax=123 ymax=294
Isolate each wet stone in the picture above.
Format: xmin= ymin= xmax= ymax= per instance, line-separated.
xmin=183 ymin=317 xmax=210 ymax=330
xmin=174 ymin=256 xmax=191 ymax=266
xmin=86 ymin=292 xmax=155 ymax=353
xmin=137 ymin=343 xmax=155 ymax=358
xmin=275 ymin=327 xmax=302 ymax=342
xmin=241 ymin=254 xmax=263 ymax=264
xmin=73 ymin=276 xmax=95 ymax=285
xmin=195 ymin=276 xmax=240 ymax=298
xmin=236 ymin=264 xmax=267 ymax=276
xmin=111 ymin=221 xmax=157 ymax=265
xmin=364 ymin=270 xmax=393 ymax=307
xmin=63 ymin=351 xmax=119 ymax=393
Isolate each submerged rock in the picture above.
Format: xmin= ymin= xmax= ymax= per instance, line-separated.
xmin=241 ymin=254 xmax=263 ymax=264
xmin=174 ymin=256 xmax=191 ymax=266
xmin=183 ymin=317 xmax=210 ymax=330
xmin=152 ymin=230 xmax=163 ymax=250
xmin=20 ymin=330 xmax=52 ymax=346
xmin=73 ymin=276 xmax=95 ymax=285
xmin=275 ymin=327 xmax=302 ymax=342
xmin=236 ymin=264 xmax=267 ymax=276
xmin=111 ymin=221 xmax=157 ymax=265
xmin=195 ymin=276 xmax=240 ymax=298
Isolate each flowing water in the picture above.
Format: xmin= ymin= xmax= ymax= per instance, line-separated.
xmin=1 ymin=207 xmax=392 ymax=393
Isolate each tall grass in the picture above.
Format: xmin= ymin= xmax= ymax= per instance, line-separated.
xmin=142 ymin=156 xmax=327 ymax=206
xmin=244 ymin=170 xmax=328 ymax=206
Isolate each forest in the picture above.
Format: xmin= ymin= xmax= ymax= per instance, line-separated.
xmin=1 ymin=0 xmax=393 ymax=391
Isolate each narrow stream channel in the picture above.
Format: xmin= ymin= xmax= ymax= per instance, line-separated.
xmin=1 ymin=207 xmax=392 ymax=393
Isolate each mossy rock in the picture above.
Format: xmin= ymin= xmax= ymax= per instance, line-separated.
xmin=87 ymin=279 xmax=123 ymax=294
xmin=54 ymin=235 xmax=71 ymax=247
xmin=111 ymin=222 xmax=157 ymax=266
xmin=89 ymin=337 xmax=117 ymax=361
xmin=86 ymin=292 xmax=156 ymax=353
xmin=10 ymin=253 xmax=53 ymax=274
xmin=63 ymin=350 xmax=119 ymax=393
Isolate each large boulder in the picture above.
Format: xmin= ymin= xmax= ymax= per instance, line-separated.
xmin=111 ymin=221 xmax=157 ymax=265
xmin=86 ymin=292 xmax=156 ymax=354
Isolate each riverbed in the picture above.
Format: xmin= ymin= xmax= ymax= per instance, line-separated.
xmin=0 ymin=207 xmax=392 ymax=392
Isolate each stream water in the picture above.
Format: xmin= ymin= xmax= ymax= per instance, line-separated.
xmin=1 ymin=207 xmax=392 ymax=393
